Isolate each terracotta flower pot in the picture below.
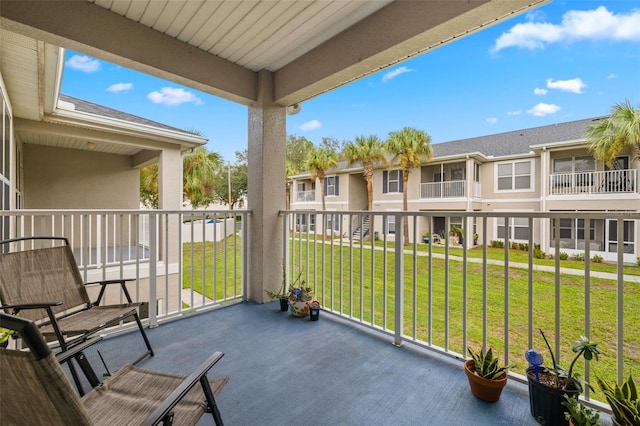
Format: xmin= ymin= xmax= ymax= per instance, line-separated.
xmin=464 ymin=359 xmax=508 ymax=402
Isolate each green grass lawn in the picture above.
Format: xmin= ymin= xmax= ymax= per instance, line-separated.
xmin=183 ymin=236 xmax=639 ymax=393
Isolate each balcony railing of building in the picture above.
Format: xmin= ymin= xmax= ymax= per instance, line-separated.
xmin=3 ymin=208 xmax=638 ymax=410
xmin=296 ymin=190 xmax=316 ymax=202
xmin=1 ymin=209 xmax=249 ymax=327
xmin=550 ymin=169 xmax=638 ymax=195
xmin=420 ymin=180 xmax=468 ymax=198
xmin=283 ymin=209 xmax=639 ymax=408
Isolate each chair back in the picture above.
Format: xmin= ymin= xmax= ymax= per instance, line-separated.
xmin=0 ymin=242 xmax=90 ymax=322
xmin=0 ymin=313 xmax=93 ymax=425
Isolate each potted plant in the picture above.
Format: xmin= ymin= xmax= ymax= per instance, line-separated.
xmin=562 ymin=394 xmax=602 ymax=426
xmin=0 ymin=324 xmax=14 ymax=348
xmin=596 ymin=374 xmax=639 ymax=426
xmin=526 ymin=330 xmax=600 ymax=426
xmin=287 ymin=280 xmax=313 ymax=318
xmin=309 ymin=300 xmax=321 ymax=321
xmin=265 ymin=266 xmax=295 ymax=311
xmin=473 ymin=232 xmax=479 ymax=245
xmin=422 ymin=230 xmax=430 ymax=244
xmin=464 ymin=346 xmax=510 ymax=402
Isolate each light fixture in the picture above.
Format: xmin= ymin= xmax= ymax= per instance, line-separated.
xmin=87 ymin=141 xmax=96 ymax=150
xmin=286 ymin=103 xmax=301 ymax=115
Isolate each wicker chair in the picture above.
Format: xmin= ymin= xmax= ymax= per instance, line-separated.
xmin=0 ymin=313 xmax=227 ymax=425
xmin=0 ymin=236 xmax=154 ymax=393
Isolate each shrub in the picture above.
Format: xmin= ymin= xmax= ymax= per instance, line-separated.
xmin=559 ymin=252 xmax=569 ymax=260
xmin=592 ymin=254 xmax=603 ymax=263
xmin=573 ymin=253 xmax=585 ymax=262
xmin=533 ymin=248 xmax=546 ymax=259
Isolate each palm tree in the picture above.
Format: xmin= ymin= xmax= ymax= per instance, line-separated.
xmin=385 ymin=127 xmax=433 ymax=245
xmin=285 ymin=160 xmax=298 ymax=210
xmin=183 ymin=147 xmax=222 ymax=208
xmin=305 ymin=146 xmax=338 ymax=211
xmin=587 ymin=99 xmax=640 ymax=167
xmin=343 ymin=135 xmax=388 ymax=211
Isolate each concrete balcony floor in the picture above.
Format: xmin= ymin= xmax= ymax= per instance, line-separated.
xmin=81 ymin=302 xmax=542 ymax=425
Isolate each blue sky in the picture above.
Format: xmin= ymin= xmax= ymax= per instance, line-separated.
xmin=61 ymin=1 xmax=640 ymax=162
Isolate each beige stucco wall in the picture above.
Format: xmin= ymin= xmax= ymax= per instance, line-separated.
xmin=23 ymin=144 xmax=139 ymax=209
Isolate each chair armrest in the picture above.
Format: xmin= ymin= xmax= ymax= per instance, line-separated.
xmin=56 ymin=336 xmax=103 ymax=364
xmin=1 ymin=301 xmax=62 ymax=311
xmin=89 ymin=279 xmax=136 ymax=304
xmin=140 ymin=352 xmax=225 ymax=426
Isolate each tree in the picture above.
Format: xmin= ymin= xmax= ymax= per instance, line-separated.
xmin=587 ymin=99 xmax=640 ymax=167
xmin=305 ymin=146 xmax=338 ymax=211
xmin=286 ymin=135 xmax=314 ymax=172
xmin=319 ymin=137 xmax=345 ymax=158
xmin=214 ymin=150 xmax=248 ymax=210
xmin=140 ymin=163 xmax=159 ymax=209
xmin=285 ymin=160 xmax=298 ymax=210
xmin=343 ymin=135 xmax=387 ymax=211
xmin=183 ymin=147 xmax=222 ymax=208
xmin=139 ymin=146 xmax=222 ymax=209
xmin=385 ymin=127 xmax=433 ymax=245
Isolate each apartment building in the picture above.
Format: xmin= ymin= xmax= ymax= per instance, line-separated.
xmin=290 ymin=117 xmax=640 ymax=263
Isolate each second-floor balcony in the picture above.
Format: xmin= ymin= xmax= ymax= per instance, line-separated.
xmin=296 ymin=190 xmax=316 ymax=202
xmin=2 ymin=209 xmax=638 ymax=424
xmin=420 ymin=180 xmax=481 ymax=199
xmin=550 ymin=169 xmax=638 ymax=195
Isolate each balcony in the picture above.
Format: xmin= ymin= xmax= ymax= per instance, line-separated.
xmin=550 ymin=169 xmax=638 ymax=195
xmin=2 ymin=209 xmax=638 ymax=423
xmin=296 ymin=190 xmax=316 ymax=202
xmin=420 ymin=180 xmax=481 ymax=198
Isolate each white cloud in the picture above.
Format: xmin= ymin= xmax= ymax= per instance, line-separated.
xmin=533 ymin=88 xmax=548 ymax=95
xmin=66 ymin=55 xmax=101 ymax=72
xmin=491 ymin=6 xmax=640 ymax=52
xmin=527 ymin=103 xmax=561 ymax=117
xmin=299 ymin=120 xmax=321 ymax=131
xmin=507 ymin=110 xmax=522 ymax=116
xmin=147 ymin=87 xmax=202 ymax=106
xmin=546 ymin=78 xmax=586 ymax=94
xmin=381 ymin=66 xmax=414 ymax=82
xmin=107 ymin=83 xmax=133 ymax=93
xmin=486 ymin=117 xmax=498 ymax=124
xmin=607 ymin=73 xmax=618 ymax=80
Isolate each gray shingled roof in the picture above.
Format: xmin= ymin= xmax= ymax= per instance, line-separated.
xmin=59 ymin=94 xmax=191 ymax=134
xmin=431 ymin=116 xmax=605 ymax=158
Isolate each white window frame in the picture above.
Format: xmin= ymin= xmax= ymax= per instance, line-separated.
xmin=495 ymin=159 xmax=534 ymax=192
xmin=326 ymin=176 xmax=337 ymax=196
xmin=384 ymin=169 xmax=401 ymax=193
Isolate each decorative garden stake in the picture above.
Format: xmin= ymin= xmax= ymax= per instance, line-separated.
xmin=526 ymin=349 xmax=544 ymax=383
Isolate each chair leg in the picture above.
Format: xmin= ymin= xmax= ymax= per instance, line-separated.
xmin=201 ymin=376 xmax=224 ymax=426
xmin=131 ymin=311 xmax=154 ymax=365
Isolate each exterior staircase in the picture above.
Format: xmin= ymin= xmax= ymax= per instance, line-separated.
xmin=350 ymin=209 xmax=371 ymax=240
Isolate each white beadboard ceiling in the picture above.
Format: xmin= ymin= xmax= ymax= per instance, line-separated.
xmin=0 ymin=0 xmax=549 ymax=157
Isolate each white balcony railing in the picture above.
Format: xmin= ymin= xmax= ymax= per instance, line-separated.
xmin=420 ymin=180 xmax=466 ymax=198
xmin=282 ymin=209 xmax=639 ymax=408
xmin=1 ymin=209 xmax=249 ymax=325
xmin=296 ymin=190 xmax=316 ymax=202
xmin=550 ymin=169 xmax=638 ymax=195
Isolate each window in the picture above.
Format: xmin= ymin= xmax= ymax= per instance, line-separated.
xmin=324 ymin=176 xmax=339 ymax=196
xmin=451 ymin=168 xmax=464 ymax=181
xmin=386 ymin=215 xmax=396 ymax=234
xmin=553 ymin=156 xmax=595 ymax=187
xmin=474 ymin=163 xmax=480 ymax=183
xmin=497 ymin=217 xmax=529 ymax=241
xmin=326 ymin=213 xmax=340 ymax=231
xmin=383 ymin=170 xmax=403 ymax=193
xmin=497 ymin=160 xmax=532 ymax=191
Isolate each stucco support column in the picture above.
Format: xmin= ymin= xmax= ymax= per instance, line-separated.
xmin=158 ymin=146 xmax=182 ymax=261
xmin=248 ymin=70 xmax=286 ymax=303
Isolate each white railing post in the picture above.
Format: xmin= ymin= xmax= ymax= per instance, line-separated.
xmin=393 ymin=213 xmax=404 ymax=347
xmin=148 ymin=213 xmax=158 ymax=328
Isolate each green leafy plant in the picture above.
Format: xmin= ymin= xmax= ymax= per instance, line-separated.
xmin=596 ymin=374 xmax=640 ymax=426
xmin=560 ymin=252 xmax=569 ymax=260
xmin=562 ymin=394 xmax=602 ymax=426
xmin=286 ymin=270 xmax=312 ymax=302
xmin=539 ymin=330 xmax=600 ymax=392
xmin=265 ymin=265 xmax=299 ymax=300
xmin=0 ymin=326 xmax=14 ymax=346
xmin=467 ymin=347 xmax=510 ymax=380
xmin=592 ymin=254 xmax=604 ymax=263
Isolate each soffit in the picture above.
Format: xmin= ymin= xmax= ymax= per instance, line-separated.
xmin=1 ymin=0 xmax=549 ymax=107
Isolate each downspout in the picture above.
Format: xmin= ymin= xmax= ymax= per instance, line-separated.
xmin=466 ymin=156 xmax=472 ymax=250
